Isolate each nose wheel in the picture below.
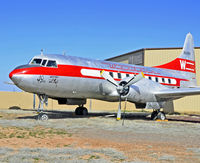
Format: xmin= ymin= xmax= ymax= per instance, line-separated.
xmin=75 ymin=106 xmax=88 ymax=115
xmin=151 ymin=110 xmax=166 ymax=120
xmin=37 ymin=112 xmax=49 ymax=121
xmin=36 ymin=94 xmax=49 ymax=120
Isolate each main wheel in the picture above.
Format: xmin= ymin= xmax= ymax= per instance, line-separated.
xmin=75 ymin=107 xmax=88 ymax=115
xmin=82 ymin=107 xmax=88 ymax=115
xmin=75 ymin=107 xmax=82 ymax=115
xmin=151 ymin=111 xmax=158 ymax=120
xmin=157 ymin=112 xmax=166 ymax=120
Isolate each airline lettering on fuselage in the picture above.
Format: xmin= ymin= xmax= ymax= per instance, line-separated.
xmin=37 ymin=75 xmax=46 ymax=83
xmin=49 ymin=76 xmax=59 ymax=85
xmin=101 ymin=62 xmax=160 ymax=75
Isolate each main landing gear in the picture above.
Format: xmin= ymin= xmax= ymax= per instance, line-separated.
xmin=151 ymin=110 xmax=166 ymax=120
xmin=37 ymin=94 xmax=49 ymax=120
xmin=75 ymin=105 xmax=88 ymax=115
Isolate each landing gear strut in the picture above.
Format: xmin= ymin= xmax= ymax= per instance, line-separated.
xmin=37 ymin=94 xmax=49 ymax=120
xmin=151 ymin=110 xmax=166 ymax=120
xmin=75 ymin=105 xmax=88 ymax=115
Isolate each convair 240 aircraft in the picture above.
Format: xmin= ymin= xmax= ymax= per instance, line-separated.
xmin=9 ymin=33 xmax=200 ymax=120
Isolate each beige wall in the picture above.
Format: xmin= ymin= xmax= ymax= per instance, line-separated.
xmin=144 ymin=48 xmax=200 ymax=113
xmin=1 ymin=91 xmax=199 ymax=114
xmin=0 ymin=91 xmax=136 ymax=112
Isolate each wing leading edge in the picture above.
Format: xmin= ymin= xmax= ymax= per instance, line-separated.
xmin=155 ymin=87 xmax=200 ymax=99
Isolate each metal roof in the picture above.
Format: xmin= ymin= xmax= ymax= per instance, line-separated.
xmin=106 ymin=47 xmax=200 ymax=61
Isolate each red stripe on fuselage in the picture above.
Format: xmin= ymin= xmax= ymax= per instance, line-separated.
xmin=10 ymin=64 xmax=187 ymax=87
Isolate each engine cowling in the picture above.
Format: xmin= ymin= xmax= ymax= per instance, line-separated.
xmin=124 ymin=78 xmax=167 ymax=103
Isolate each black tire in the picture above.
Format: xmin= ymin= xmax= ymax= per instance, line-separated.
xmin=151 ymin=111 xmax=158 ymax=120
xmin=38 ymin=113 xmax=48 ymax=120
xmin=75 ymin=107 xmax=82 ymax=115
xmin=157 ymin=112 xmax=166 ymax=120
xmin=75 ymin=107 xmax=88 ymax=115
xmin=82 ymin=107 xmax=88 ymax=115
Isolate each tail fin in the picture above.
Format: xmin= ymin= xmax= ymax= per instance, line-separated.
xmin=155 ymin=33 xmax=197 ymax=87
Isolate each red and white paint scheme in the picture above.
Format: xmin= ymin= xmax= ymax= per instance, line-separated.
xmin=9 ymin=33 xmax=200 ymax=120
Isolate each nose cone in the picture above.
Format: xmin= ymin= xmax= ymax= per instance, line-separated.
xmin=9 ymin=70 xmax=22 ymax=85
xmin=9 ymin=66 xmax=26 ymax=85
xmin=9 ymin=71 xmax=14 ymax=79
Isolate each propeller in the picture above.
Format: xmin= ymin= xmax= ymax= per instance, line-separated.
xmin=100 ymin=70 xmax=144 ymax=120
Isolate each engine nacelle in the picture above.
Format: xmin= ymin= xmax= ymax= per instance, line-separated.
xmin=124 ymin=78 xmax=167 ymax=103
xmin=57 ymin=98 xmax=86 ymax=105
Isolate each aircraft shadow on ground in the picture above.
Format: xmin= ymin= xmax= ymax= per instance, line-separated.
xmin=16 ymin=109 xmax=151 ymax=120
xmin=15 ymin=109 xmax=200 ymax=123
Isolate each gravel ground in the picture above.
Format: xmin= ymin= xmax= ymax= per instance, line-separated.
xmin=0 ymin=109 xmax=200 ymax=162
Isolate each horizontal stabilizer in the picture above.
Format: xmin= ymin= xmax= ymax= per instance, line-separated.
xmin=155 ymin=87 xmax=200 ymax=99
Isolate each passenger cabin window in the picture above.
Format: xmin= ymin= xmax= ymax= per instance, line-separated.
xmin=162 ymin=78 xmax=165 ymax=83
xmin=41 ymin=60 xmax=47 ymax=66
xmin=126 ymin=74 xmax=129 ymax=77
xmin=109 ymin=72 xmax=113 ymax=77
xmin=155 ymin=77 xmax=158 ymax=82
xmin=149 ymin=76 xmax=152 ymax=80
xmin=118 ymin=73 xmax=121 ymax=79
xmin=31 ymin=58 xmax=42 ymax=65
xmin=46 ymin=60 xmax=57 ymax=67
xmin=168 ymin=79 xmax=171 ymax=84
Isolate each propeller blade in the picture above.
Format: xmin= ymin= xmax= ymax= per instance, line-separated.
xmin=4 ymin=81 xmax=15 ymax=85
xmin=100 ymin=70 xmax=118 ymax=87
xmin=116 ymin=95 xmax=121 ymax=120
xmin=124 ymin=72 xmax=144 ymax=88
xmin=122 ymin=98 xmax=128 ymax=126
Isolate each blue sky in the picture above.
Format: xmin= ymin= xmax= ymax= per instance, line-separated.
xmin=1 ymin=0 xmax=200 ymax=91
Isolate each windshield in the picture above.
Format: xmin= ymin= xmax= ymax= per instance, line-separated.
xmin=29 ymin=58 xmax=57 ymax=68
xmin=46 ymin=60 xmax=57 ymax=67
xmin=30 ymin=58 xmax=42 ymax=65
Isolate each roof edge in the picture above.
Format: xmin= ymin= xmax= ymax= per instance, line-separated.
xmin=106 ymin=47 xmax=200 ymax=61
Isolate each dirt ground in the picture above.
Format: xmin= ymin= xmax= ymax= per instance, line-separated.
xmin=0 ymin=109 xmax=200 ymax=163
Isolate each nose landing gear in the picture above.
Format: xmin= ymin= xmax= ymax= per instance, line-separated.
xmin=37 ymin=94 xmax=49 ymax=120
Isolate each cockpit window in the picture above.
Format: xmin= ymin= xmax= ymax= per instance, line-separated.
xmin=46 ymin=60 xmax=57 ymax=67
xmin=30 ymin=58 xmax=42 ymax=65
xmin=41 ymin=60 xmax=47 ymax=66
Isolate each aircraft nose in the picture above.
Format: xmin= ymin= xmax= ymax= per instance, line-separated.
xmin=9 ymin=71 xmax=14 ymax=79
xmin=9 ymin=70 xmax=22 ymax=85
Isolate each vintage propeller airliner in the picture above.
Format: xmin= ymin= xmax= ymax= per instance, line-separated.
xmin=9 ymin=33 xmax=200 ymax=120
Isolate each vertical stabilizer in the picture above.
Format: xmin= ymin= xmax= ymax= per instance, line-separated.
xmin=179 ymin=32 xmax=195 ymax=61
xmin=155 ymin=33 xmax=197 ymax=87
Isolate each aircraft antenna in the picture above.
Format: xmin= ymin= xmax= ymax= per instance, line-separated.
xmin=41 ymin=49 xmax=44 ymax=56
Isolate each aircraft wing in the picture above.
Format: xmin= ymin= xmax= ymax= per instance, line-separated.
xmin=154 ymin=87 xmax=200 ymax=99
